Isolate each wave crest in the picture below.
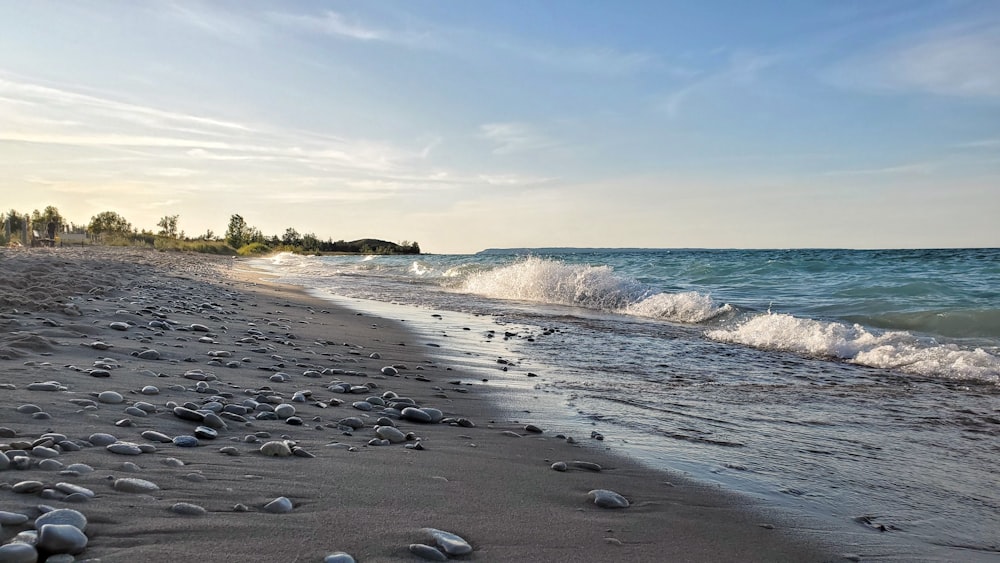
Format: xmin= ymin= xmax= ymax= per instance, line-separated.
xmin=707 ymin=313 xmax=1000 ymax=383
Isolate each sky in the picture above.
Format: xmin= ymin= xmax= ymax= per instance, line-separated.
xmin=1 ymin=0 xmax=998 ymax=253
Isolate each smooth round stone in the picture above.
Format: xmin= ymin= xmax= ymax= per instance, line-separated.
xmin=201 ymin=413 xmax=228 ymax=430
xmin=120 ymin=462 xmax=142 ymax=472
xmin=338 ymin=417 xmax=365 ymax=430
xmin=106 ymin=442 xmax=143 ymax=455
xmin=54 ymin=483 xmax=95 ymax=499
xmin=12 ymin=481 xmax=44 ymax=494
xmin=551 ymin=461 xmax=568 ymax=472
xmin=0 ymin=511 xmax=30 ymax=526
xmin=37 ymin=524 xmax=87 ymax=555
xmin=408 ymin=544 xmax=447 ymax=561
xmin=133 ymin=401 xmax=157 ymax=413
xmin=190 ymin=324 xmax=210 ymax=332
xmin=140 ymin=386 xmax=160 ymax=395
xmin=285 ymin=416 xmax=303 ymax=426
xmin=31 ymin=412 xmax=51 ymax=420
xmin=193 ymin=426 xmax=217 ymax=440
xmin=113 ymin=478 xmax=159 ymax=494
xmin=97 ymin=391 xmax=124 ymax=404
xmin=34 ymin=508 xmax=87 ymax=531
xmin=172 ymin=407 xmax=204 ymax=422
xmin=109 ymin=321 xmax=130 ymax=331
xmin=571 ymin=461 xmax=603 ymax=472
xmin=423 ymin=528 xmax=473 ymax=555
xmin=219 ymin=446 xmax=240 ymax=456
xmin=16 ymin=404 xmax=42 ymax=414
xmin=0 ymin=451 xmax=9 ymax=470
xmin=324 ymin=553 xmax=356 ymax=563
xmin=64 ymin=463 xmax=94 ymax=474
xmin=162 ymin=457 xmax=185 ymax=467
xmin=401 ymin=407 xmax=434 ymax=423
xmin=136 ymin=349 xmax=160 ymax=360
xmin=88 ymin=433 xmax=117 ymax=446
xmin=172 ymin=435 xmax=199 ymax=448
xmin=351 ymin=401 xmax=373 ymax=412
xmin=46 ymin=554 xmax=75 ymax=563
xmin=88 ymin=369 xmax=111 ymax=378
xmin=421 ymin=408 xmax=444 ymax=423
xmin=274 ymin=404 xmax=296 ymax=418
xmin=375 ymin=426 xmax=407 ymax=444
xmin=123 ymin=406 xmax=147 ymax=418
xmin=38 ymin=459 xmax=64 ymax=471
xmin=31 ymin=446 xmax=60 ymax=459
xmin=381 ymin=366 xmax=399 ymax=376
xmin=588 ymin=489 xmax=630 ymax=509
xmin=259 ymin=441 xmax=292 ymax=457
xmin=364 ymin=396 xmax=385 ymax=407
xmin=27 ymin=382 xmax=62 ymax=391
xmin=263 ymin=496 xmax=293 ymax=514
xmin=170 ymin=502 xmax=206 ymax=516
xmin=0 ymin=543 xmax=38 ymax=563
xmin=141 ymin=430 xmax=173 ymax=443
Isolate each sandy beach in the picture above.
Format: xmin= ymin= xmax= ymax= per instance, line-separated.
xmin=0 ymin=246 xmax=839 ymax=562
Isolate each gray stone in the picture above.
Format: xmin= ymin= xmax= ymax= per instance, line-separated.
xmin=106 ymin=442 xmax=143 ymax=455
xmin=401 ymin=407 xmax=434 ymax=423
xmin=423 ymin=528 xmax=473 ymax=555
xmin=140 ymin=385 xmax=160 ymax=395
xmin=0 ymin=543 xmax=38 ymax=563
xmin=263 ymin=496 xmax=293 ymax=514
xmin=0 ymin=511 xmax=29 ymax=526
xmin=97 ymin=391 xmax=124 ymax=404
xmin=324 ymin=553 xmax=356 ymax=563
xmin=551 ymin=461 xmax=568 ymax=472
xmin=408 ymin=544 xmax=447 ymax=561
xmin=375 ymin=426 xmax=407 ymax=444
xmin=34 ymin=509 xmax=87 ymax=531
xmin=87 ymin=433 xmax=117 ymax=446
xmin=31 ymin=446 xmax=59 ymax=459
xmin=170 ymin=502 xmax=207 ymax=516
xmin=140 ymin=430 xmax=173 ymax=443
xmin=37 ymin=524 xmax=87 ymax=555
xmin=113 ymin=478 xmax=159 ymax=494
xmin=53 ymin=483 xmax=95 ymax=499
xmin=259 ymin=441 xmax=292 ymax=457
xmin=588 ymin=489 xmax=629 ymax=509
xmin=12 ymin=481 xmax=44 ymax=494
xmin=63 ymin=463 xmax=94 ymax=474
xmin=16 ymin=404 xmax=42 ymax=414
xmin=172 ymin=435 xmax=199 ymax=447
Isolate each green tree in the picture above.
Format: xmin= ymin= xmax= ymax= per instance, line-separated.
xmin=301 ymin=232 xmax=319 ymax=252
xmin=225 ymin=214 xmax=256 ymax=249
xmin=282 ymin=227 xmax=300 ymax=246
xmin=156 ymin=214 xmax=179 ymax=238
xmin=31 ymin=206 xmax=63 ymax=238
xmin=88 ymin=211 xmax=132 ymax=240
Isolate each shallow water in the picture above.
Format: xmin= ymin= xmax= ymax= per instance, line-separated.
xmin=252 ymin=249 xmax=1000 ymax=560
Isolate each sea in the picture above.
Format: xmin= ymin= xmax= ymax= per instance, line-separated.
xmin=250 ymin=248 xmax=1000 ymax=561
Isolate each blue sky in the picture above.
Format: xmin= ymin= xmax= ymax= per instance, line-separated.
xmin=1 ymin=0 xmax=997 ymax=252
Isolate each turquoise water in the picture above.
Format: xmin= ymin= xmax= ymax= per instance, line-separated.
xmin=254 ymin=248 xmax=1000 ymax=560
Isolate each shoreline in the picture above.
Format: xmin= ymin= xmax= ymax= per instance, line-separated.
xmin=1 ymin=247 xmax=839 ymax=561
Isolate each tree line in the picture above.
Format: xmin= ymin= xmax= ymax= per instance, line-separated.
xmin=2 ymin=206 xmax=420 ymax=255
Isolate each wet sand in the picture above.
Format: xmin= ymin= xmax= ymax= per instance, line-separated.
xmin=0 ymin=246 xmax=840 ymax=562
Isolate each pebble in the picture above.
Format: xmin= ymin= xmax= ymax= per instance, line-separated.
xmin=588 ymin=489 xmax=630 ymax=509
xmin=106 ymin=442 xmax=144 ymax=455
xmin=136 ymin=349 xmax=161 ymax=360
xmin=17 ymin=404 xmax=42 ymax=414
xmin=571 ymin=461 xmax=603 ymax=472
xmin=0 ymin=511 xmax=29 ymax=526
xmin=31 ymin=446 xmax=60 ymax=458
xmin=109 ymin=321 xmax=130 ymax=331
xmin=170 ymin=502 xmax=207 ymax=516
xmin=324 ymin=553 xmax=356 ymax=563
xmin=37 ymin=524 xmax=88 ymax=555
xmin=408 ymin=544 xmax=448 ymax=561
xmin=139 ymin=431 xmax=171 ymax=444
xmin=551 ymin=461 xmax=568 ymax=472
xmin=54 ymin=483 xmax=95 ymax=499
xmin=193 ymin=426 xmax=218 ymax=440
xmin=0 ymin=543 xmax=38 ymax=562
xmin=97 ymin=391 xmax=124 ymax=404
xmin=401 ymin=407 xmax=434 ymax=423
xmin=64 ymin=463 xmax=94 ymax=474
xmin=140 ymin=385 xmax=160 ymax=395
xmin=423 ymin=528 xmax=474 ymax=555
xmin=27 ymin=381 xmax=63 ymax=391
xmin=113 ymin=477 xmax=159 ymax=494
xmin=35 ymin=508 xmax=87 ymax=531
xmin=260 ymin=441 xmax=293 ymax=457
xmin=351 ymin=401 xmax=373 ymax=412
xmin=381 ymin=366 xmax=399 ymax=376
xmin=263 ymin=496 xmax=293 ymax=514
xmin=274 ymin=404 xmax=296 ymax=418
xmin=12 ymin=481 xmax=45 ymax=494
xmin=375 ymin=426 xmax=408 ymax=443
xmin=173 ymin=436 xmax=199 ymax=448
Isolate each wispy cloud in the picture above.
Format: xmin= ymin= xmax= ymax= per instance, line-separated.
xmin=267 ymin=9 xmax=432 ymax=48
xmin=822 ymin=162 xmax=936 ymax=177
xmin=161 ymin=2 xmax=265 ymax=45
xmin=508 ymin=43 xmax=655 ymax=76
xmin=826 ymin=23 xmax=1000 ymax=98
xmin=655 ymin=50 xmax=780 ymax=118
xmin=479 ymin=122 xmax=558 ymax=155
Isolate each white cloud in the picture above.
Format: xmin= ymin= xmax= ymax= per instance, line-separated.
xmin=827 ymin=23 xmax=1000 ymax=98
xmin=655 ymin=50 xmax=779 ymax=118
xmin=479 ymin=122 xmax=557 ymax=155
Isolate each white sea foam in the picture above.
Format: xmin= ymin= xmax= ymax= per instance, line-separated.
xmin=461 ymin=257 xmax=729 ymax=323
xmin=706 ymin=313 xmax=1000 ymax=383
